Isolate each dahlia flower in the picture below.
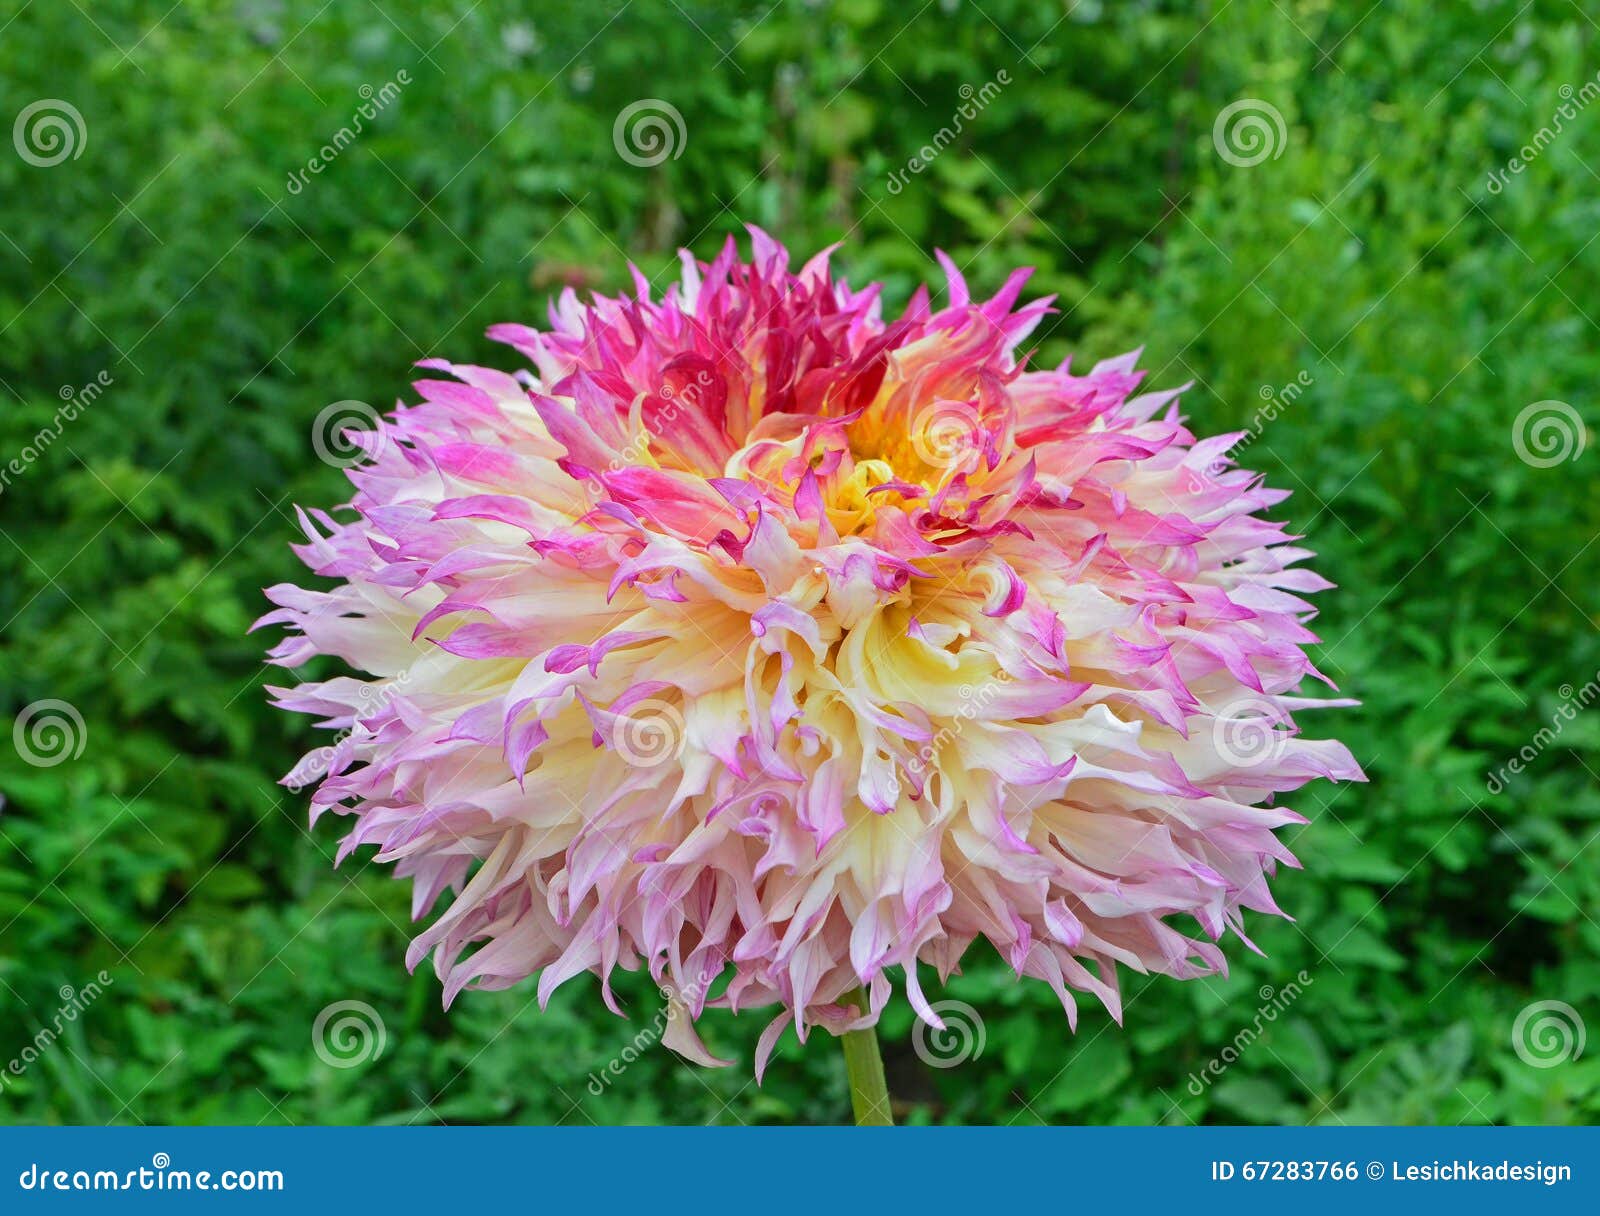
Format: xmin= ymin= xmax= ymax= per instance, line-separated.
xmin=260 ymin=229 xmax=1361 ymax=1089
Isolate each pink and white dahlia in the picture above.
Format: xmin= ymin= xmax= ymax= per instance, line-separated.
xmin=260 ymin=230 xmax=1362 ymax=1073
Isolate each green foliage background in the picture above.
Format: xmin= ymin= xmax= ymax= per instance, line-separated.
xmin=1 ymin=0 xmax=1596 ymax=1125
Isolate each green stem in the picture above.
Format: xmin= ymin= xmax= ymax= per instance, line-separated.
xmin=839 ymin=988 xmax=893 ymax=1125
